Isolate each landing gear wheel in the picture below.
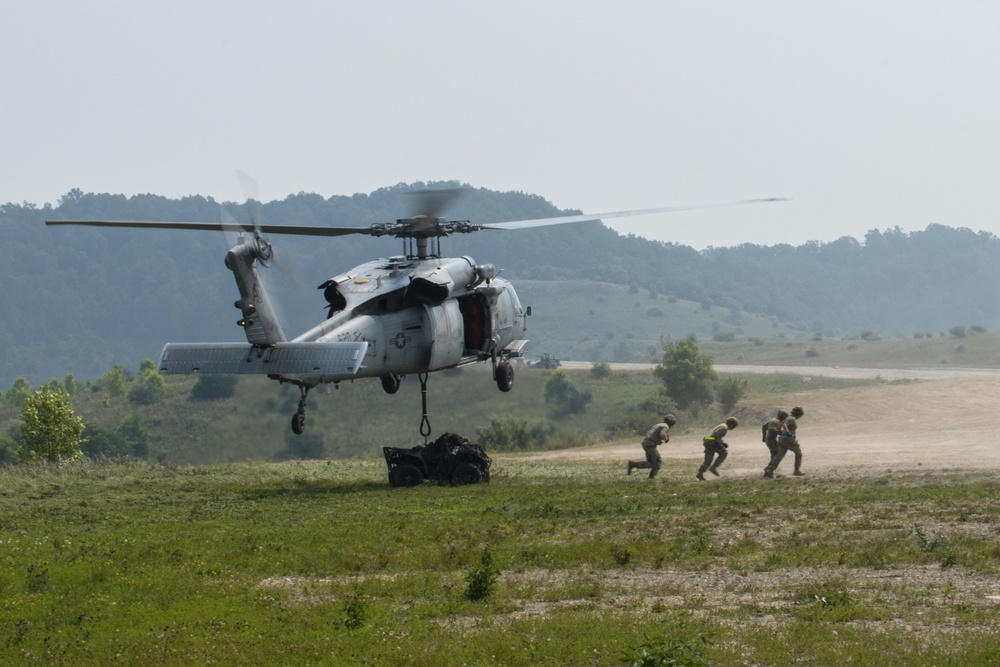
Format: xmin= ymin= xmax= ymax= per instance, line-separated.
xmin=393 ymin=464 xmax=423 ymax=487
xmin=381 ymin=374 xmax=401 ymax=394
xmin=496 ymin=360 xmax=514 ymax=392
xmin=291 ymin=411 xmax=305 ymax=435
xmin=453 ymin=462 xmax=483 ymax=485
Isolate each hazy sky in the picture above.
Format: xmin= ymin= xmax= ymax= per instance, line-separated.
xmin=4 ymin=1 xmax=999 ymax=249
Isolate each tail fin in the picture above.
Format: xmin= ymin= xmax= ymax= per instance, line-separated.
xmin=226 ymin=241 xmax=286 ymax=345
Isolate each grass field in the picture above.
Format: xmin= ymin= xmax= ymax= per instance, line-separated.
xmin=2 ymin=458 xmax=999 ymax=666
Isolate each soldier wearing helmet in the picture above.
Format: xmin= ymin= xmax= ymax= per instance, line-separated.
xmin=764 ymin=406 xmax=805 ymax=478
xmin=761 ymin=408 xmax=789 ymax=461
xmin=627 ymin=414 xmax=677 ymax=479
xmin=696 ymin=416 xmax=738 ymax=480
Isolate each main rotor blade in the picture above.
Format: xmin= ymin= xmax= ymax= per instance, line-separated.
xmin=480 ymin=198 xmax=788 ymax=230
xmin=407 ymin=187 xmax=467 ymax=220
xmin=45 ymin=219 xmax=376 ymax=237
xmin=236 ymin=170 xmax=264 ymax=232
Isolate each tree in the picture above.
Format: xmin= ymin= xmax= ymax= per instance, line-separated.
xmin=654 ymin=335 xmax=718 ymax=410
xmin=190 ymin=375 xmax=238 ymax=401
xmin=17 ymin=387 xmax=85 ymax=463
xmin=5 ymin=377 xmax=33 ymax=408
xmin=97 ymin=363 xmax=128 ymax=397
xmin=716 ymin=376 xmax=747 ymax=415
xmin=544 ymin=368 xmax=592 ymax=417
xmin=128 ymin=365 xmax=166 ymax=405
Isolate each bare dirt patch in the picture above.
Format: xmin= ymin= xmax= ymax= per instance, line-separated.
xmin=519 ymin=369 xmax=1000 ymax=477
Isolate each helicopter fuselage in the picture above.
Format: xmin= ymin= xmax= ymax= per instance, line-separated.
xmin=286 ymin=254 xmax=528 ymax=386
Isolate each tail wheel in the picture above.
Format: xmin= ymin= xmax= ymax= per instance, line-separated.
xmin=496 ymin=360 xmax=514 ymax=392
xmin=381 ymin=374 xmax=401 ymax=394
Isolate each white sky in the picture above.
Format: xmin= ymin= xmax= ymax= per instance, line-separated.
xmin=3 ymin=1 xmax=999 ymax=249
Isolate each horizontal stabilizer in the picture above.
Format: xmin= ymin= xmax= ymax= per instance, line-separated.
xmin=158 ymin=342 xmax=368 ymax=376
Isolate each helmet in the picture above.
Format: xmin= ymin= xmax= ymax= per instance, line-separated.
xmin=664 ymin=414 xmax=677 ymax=426
xmin=725 ymin=416 xmax=739 ymax=428
xmin=791 ymin=406 xmax=804 ymax=418
xmin=777 ymin=409 xmax=789 ymax=420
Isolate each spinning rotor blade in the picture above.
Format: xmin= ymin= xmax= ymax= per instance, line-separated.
xmin=46 ymin=196 xmax=787 ymax=239
xmin=236 ymin=170 xmax=264 ymax=233
xmin=45 ymin=218 xmax=376 ymax=237
xmin=481 ymin=198 xmax=788 ymax=230
xmin=407 ymin=187 xmax=467 ymax=221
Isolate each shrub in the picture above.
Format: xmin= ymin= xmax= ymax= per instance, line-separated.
xmin=18 ymin=387 xmax=85 ymax=463
xmin=128 ymin=368 xmax=166 ymax=405
xmin=621 ymin=621 xmax=713 ymax=667
xmin=716 ymin=376 xmax=747 ymax=415
xmin=544 ymin=369 xmax=592 ymax=416
xmin=476 ymin=416 xmax=550 ymax=451
xmin=654 ymin=335 xmax=717 ymax=410
xmin=191 ymin=375 xmax=239 ymax=401
xmin=97 ymin=363 xmax=128 ymax=397
xmin=464 ymin=550 xmax=500 ymax=601
xmin=590 ymin=361 xmax=611 ymax=378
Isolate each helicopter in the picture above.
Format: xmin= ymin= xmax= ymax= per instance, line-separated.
xmin=46 ymin=188 xmax=783 ymax=437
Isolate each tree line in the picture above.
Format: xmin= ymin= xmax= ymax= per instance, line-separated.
xmin=4 ymin=184 xmax=1000 ymax=387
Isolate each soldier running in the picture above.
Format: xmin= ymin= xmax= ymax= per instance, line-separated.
xmin=627 ymin=414 xmax=677 ymax=479
xmin=696 ymin=416 xmax=738 ymax=480
xmin=764 ymin=406 xmax=805 ymax=478
xmin=761 ymin=408 xmax=789 ymax=467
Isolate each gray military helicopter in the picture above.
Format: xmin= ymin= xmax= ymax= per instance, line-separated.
xmin=47 ymin=188 xmax=782 ymax=437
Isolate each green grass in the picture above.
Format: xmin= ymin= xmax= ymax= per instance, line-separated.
xmin=2 ymin=459 xmax=999 ymax=665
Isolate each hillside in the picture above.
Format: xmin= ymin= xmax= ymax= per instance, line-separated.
xmin=4 ymin=183 xmax=1000 ymax=387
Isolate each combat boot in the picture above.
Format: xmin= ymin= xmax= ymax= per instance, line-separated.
xmin=627 ymin=462 xmax=634 ymax=475
xmin=793 ymin=469 xmax=806 ymax=476
xmin=763 ymin=469 xmax=774 ymax=479
xmin=708 ymin=466 xmax=720 ymax=477
xmin=696 ymin=471 xmax=705 ymax=481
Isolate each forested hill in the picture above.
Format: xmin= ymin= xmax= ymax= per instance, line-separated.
xmin=4 ymin=183 xmax=1000 ymax=387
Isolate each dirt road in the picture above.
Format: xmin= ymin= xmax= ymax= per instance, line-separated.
xmin=520 ymin=366 xmax=1000 ymax=477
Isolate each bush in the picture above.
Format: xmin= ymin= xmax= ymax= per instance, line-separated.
xmin=544 ymin=369 xmax=592 ymax=417
xmin=97 ymin=363 xmax=129 ymax=397
xmin=590 ymin=361 xmax=612 ymax=378
xmin=464 ymin=550 xmax=500 ymax=601
xmin=621 ymin=621 xmax=713 ymax=667
xmin=18 ymin=387 xmax=85 ymax=463
xmin=128 ymin=368 xmax=166 ymax=405
xmin=81 ymin=423 xmax=132 ymax=460
xmin=5 ymin=377 xmax=32 ymax=408
xmin=654 ymin=335 xmax=717 ymax=410
xmin=716 ymin=377 xmax=747 ymax=415
xmin=476 ymin=416 xmax=551 ymax=451
xmin=191 ymin=375 xmax=239 ymax=401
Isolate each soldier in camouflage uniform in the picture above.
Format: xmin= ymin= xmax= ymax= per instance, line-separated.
xmin=696 ymin=416 xmax=738 ymax=481
xmin=627 ymin=414 xmax=677 ymax=479
xmin=764 ymin=406 xmax=805 ymax=477
xmin=761 ymin=408 xmax=789 ymax=469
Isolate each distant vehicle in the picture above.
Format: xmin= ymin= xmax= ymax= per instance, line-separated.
xmin=383 ymin=432 xmax=492 ymax=487
xmin=530 ymin=353 xmax=561 ymax=369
